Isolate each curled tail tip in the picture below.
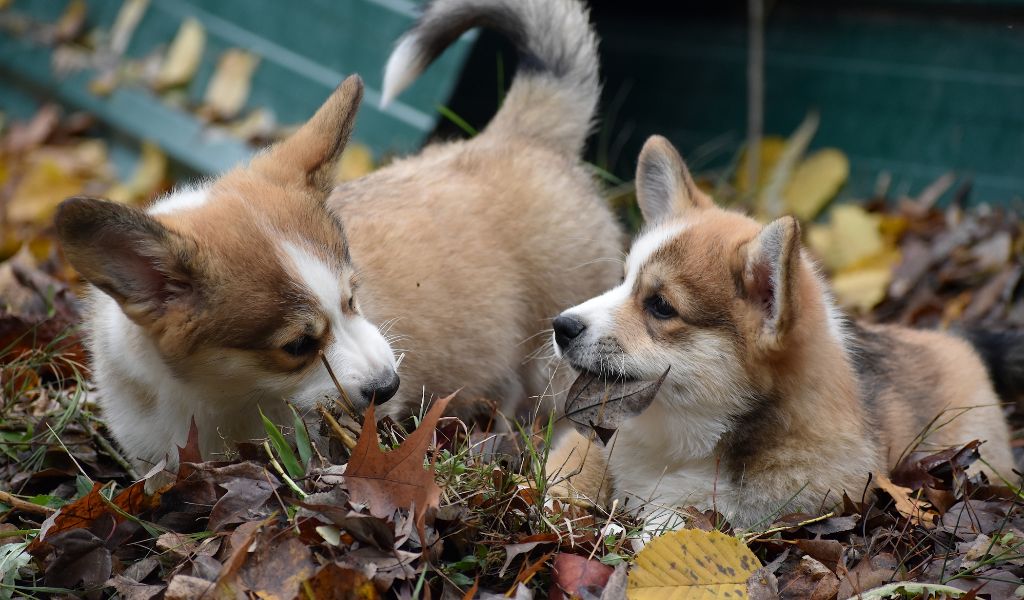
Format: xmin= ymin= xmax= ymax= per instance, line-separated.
xmin=381 ymin=35 xmax=423 ymax=108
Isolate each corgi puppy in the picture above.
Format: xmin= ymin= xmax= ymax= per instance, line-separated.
xmin=547 ymin=136 xmax=1015 ymax=530
xmin=56 ymin=0 xmax=622 ymax=471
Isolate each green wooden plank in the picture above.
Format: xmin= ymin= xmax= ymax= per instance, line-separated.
xmin=0 ymin=0 xmax=474 ymax=174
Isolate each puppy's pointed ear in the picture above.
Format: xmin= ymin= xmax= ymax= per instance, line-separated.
xmin=635 ymin=135 xmax=713 ymax=224
xmin=251 ymin=75 xmax=364 ymax=193
xmin=55 ymin=197 xmax=198 ymax=327
xmin=742 ymin=216 xmax=801 ymax=351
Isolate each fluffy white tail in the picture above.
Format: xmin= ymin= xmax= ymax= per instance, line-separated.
xmin=382 ymin=0 xmax=600 ymax=157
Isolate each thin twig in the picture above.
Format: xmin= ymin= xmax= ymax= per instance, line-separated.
xmin=0 ymin=490 xmax=55 ymax=516
xmin=317 ymin=405 xmax=358 ymax=451
xmin=319 ymin=351 xmax=360 ymax=422
xmin=742 ymin=511 xmax=835 ymax=543
xmin=746 ymin=0 xmax=765 ymax=207
xmin=262 ymin=440 xmax=307 ymax=498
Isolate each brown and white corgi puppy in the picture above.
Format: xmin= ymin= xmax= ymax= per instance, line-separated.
xmin=56 ymin=0 xmax=622 ymax=471
xmin=547 ymin=136 xmax=1015 ymax=530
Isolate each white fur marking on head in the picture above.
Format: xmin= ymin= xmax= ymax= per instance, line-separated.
xmin=280 ymin=242 xmax=396 ymax=407
xmin=281 ymin=242 xmax=345 ymax=324
xmin=625 ymin=222 xmax=688 ymax=278
xmin=557 ymin=223 xmax=687 ymax=353
xmin=148 ymin=185 xmax=210 ymax=215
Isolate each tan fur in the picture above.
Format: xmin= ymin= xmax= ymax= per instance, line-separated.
xmin=548 ymin=136 xmax=1015 ymax=529
xmin=332 ymin=140 xmax=622 ymax=422
xmin=57 ymin=0 xmax=624 ymax=469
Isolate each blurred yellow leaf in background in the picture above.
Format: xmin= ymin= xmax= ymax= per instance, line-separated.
xmin=155 ymin=17 xmax=206 ymax=90
xmin=106 ymin=141 xmax=167 ymax=204
xmin=203 ymin=49 xmax=259 ymax=121
xmin=784 ymin=148 xmax=849 ymax=221
xmin=735 ymin=136 xmax=785 ymax=194
xmin=335 ymin=143 xmax=375 ymax=182
xmin=7 ymin=160 xmax=87 ymax=225
xmin=628 ymin=529 xmax=760 ymax=599
xmin=807 ymin=204 xmax=901 ymax=312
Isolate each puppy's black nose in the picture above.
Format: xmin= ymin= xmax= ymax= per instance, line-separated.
xmin=361 ymin=371 xmax=400 ymax=404
xmin=553 ymin=314 xmax=586 ymax=350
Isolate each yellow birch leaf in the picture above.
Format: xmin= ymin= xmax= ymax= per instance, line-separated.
xmin=628 ymin=529 xmax=760 ymax=600
xmin=831 ymin=248 xmax=901 ymax=312
xmin=783 ymin=148 xmax=849 ymax=221
xmin=334 ymin=143 xmax=375 ymax=182
xmin=106 ymin=141 xmax=167 ymax=204
xmin=203 ymin=49 xmax=259 ymax=120
xmin=805 ymin=224 xmax=832 ymax=263
xmin=7 ymin=160 xmax=86 ymax=225
xmin=155 ymin=17 xmax=206 ymax=90
xmin=735 ymin=136 xmax=786 ymax=194
xmin=823 ymin=204 xmax=884 ymax=272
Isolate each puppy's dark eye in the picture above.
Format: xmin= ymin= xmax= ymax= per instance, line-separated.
xmin=645 ymin=294 xmax=678 ymax=320
xmin=347 ymin=296 xmax=356 ymax=311
xmin=282 ymin=335 xmax=318 ymax=357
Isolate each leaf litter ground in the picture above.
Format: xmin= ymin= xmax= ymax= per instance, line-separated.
xmin=2 ymin=107 xmax=1024 ymax=600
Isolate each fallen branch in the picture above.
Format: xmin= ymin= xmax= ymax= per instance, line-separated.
xmin=0 ymin=490 xmax=56 ymax=516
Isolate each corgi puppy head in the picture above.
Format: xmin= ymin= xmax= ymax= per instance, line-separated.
xmin=56 ymin=76 xmax=399 ymax=412
xmin=553 ymin=136 xmax=836 ymax=419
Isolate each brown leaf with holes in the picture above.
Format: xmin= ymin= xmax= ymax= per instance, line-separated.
xmin=346 ymin=393 xmax=452 ymax=533
xmin=564 ymin=368 xmax=669 ymax=444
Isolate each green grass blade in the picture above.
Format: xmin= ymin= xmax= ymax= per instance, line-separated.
xmin=289 ymin=405 xmax=313 ymax=468
xmin=259 ymin=407 xmax=304 ymax=479
xmin=436 ymin=104 xmax=478 ymax=136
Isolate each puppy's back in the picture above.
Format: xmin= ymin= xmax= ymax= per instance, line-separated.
xmin=852 ymin=323 xmax=1014 ymax=477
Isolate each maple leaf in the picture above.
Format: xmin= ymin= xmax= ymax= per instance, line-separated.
xmin=345 ymin=393 xmax=453 ymax=535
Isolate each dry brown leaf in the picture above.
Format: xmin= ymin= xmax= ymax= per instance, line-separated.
xmin=550 ymin=553 xmax=614 ymax=600
xmin=299 ymin=563 xmax=378 ymax=600
xmin=346 ymin=393 xmax=452 ymax=534
xmin=564 ymin=368 xmax=669 ymax=444
xmin=874 ymin=473 xmax=935 ymax=526
xmin=777 ymin=555 xmax=840 ymax=600
xmin=28 ymin=480 xmax=149 ymax=555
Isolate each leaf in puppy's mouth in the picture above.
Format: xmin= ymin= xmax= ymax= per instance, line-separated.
xmin=563 ymin=367 xmax=670 ymax=445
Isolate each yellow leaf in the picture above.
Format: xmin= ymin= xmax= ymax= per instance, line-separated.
xmin=155 ymin=17 xmax=206 ymax=90
xmin=822 ymin=204 xmax=884 ymax=272
xmin=6 ymin=159 xmax=86 ymax=225
xmin=783 ymin=148 xmax=849 ymax=221
xmin=334 ymin=143 xmax=375 ymax=182
xmin=106 ymin=142 xmax=167 ymax=204
xmin=735 ymin=137 xmax=785 ymax=194
xmin=54 ymin=0 xmax=87 ymax=42
xmin=203 ymin=49 xmax=259 ymax=120
xmin=628 ymin=529 xmax=760 ymax=600
xmin=832 ymin=266 xmax=891 ymax=313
